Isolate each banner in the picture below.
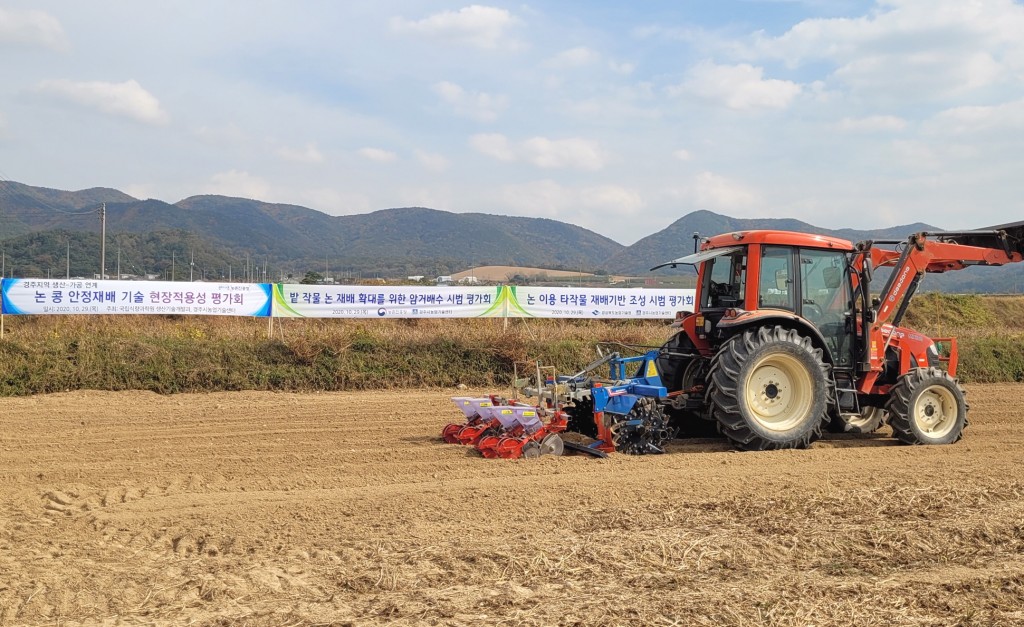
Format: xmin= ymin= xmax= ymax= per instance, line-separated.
xmin=506 ymin=286 xmax=695 ymax=318
xmin=0 ymin=278 xmax=272 ymax=317
xmin=0 ymin=279 xmax=695 ymax=320
xmin=272 ymin=284 xmax=506 ymax=318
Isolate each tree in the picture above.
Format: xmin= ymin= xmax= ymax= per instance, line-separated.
xmin=301 ymin=271 xmax=323 ymax=284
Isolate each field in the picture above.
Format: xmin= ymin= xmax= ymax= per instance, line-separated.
xmin=450 ymin=266 xmax=599 ymax=281
xmin=2 ymin=386 xmax=1022 ymax=626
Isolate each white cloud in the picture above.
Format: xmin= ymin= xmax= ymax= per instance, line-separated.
xmin=390 ymin=5 xmax=522 ymax=50
xmin=673 ymin=148 xmax=693 ymax=161
xmin=470 ymin=133 xmax=608 ymax=170
xmin=694 ymin=171 xmax=757 ymax=210
xmin=432 ymin=81 xmax=508 ymax=122
xmin=119 ymin=184 xmax=150 ymax=200
xmin=469 ymin=133 xmax=516 ymax=162
xmin=521 ymin=137 xmax=607 ymax=170
xmin=399 ymin=184 xmax=454 ymax=210
xmin=888 ymin=140 xmax=942 ymax=171
xmin=667 ymin=172 xmax=759 ymax=211
xmin=672 ymin=61 xmax=801 ymax=110
xmin=278 ymin=142 xmax=324 ymax=164
xmin=631 ymin=24 xmax=705 ymax=44
xmin=203 ymin=170 xmax=272 ymax=200
xmin=751 ymin=0 xmax=1024 ymax=99
xmin=837 ymin=115 xmax=907 ymax=132
xmin=358 ymin=147 xmax=398 ymax=163
xmin=543 ymin=46 xmax=600 ymax=69
xmin=0 ymin=8 xmax=68 ymax=50
xmin=833 ymin=51 xmax=1001 ymax=98
xmin=34 ymin=79 xmax=169 ymax=125
xmin=608 ymin=60 xmax=635 ymax=75
xmin=928 ymin=99 xmax=1024 ymax=135
xmin=555 ymin=83 xmax=661 ymax=124
xmin=579 ymin=185 xmax=645 ymax=215
xmin=296 ymin=188 xmax=372 ymax=215
xmin=193 ymin=124 xmax=249 ymax=146
xmin=415 ymin=150 xmax=450 ymax=173
xmin=499 ymin=180 xmax=644 ymax=221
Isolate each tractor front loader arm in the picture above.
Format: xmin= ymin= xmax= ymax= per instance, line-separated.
xmin=858 ymin=225 xmax=1024 ymax=385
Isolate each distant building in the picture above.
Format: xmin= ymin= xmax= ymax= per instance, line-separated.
xmin=408 ymin=275 xmax=425 ymax=281
xmin=458 ymin=276 xmax=480 ymax=284
xmin=435 ymin=275 xmax=453 ymax=284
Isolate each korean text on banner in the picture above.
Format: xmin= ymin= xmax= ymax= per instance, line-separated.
xmin=272 ymin=284 xmax=507 ymax=318
xmin=0 ymin=279 xmax=273 ymax=317
xmin=507 ymin=286 xmax=696 ymax=318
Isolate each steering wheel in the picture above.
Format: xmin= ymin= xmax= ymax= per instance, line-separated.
xmin=802 ymin=302 xmax=824 ymax=321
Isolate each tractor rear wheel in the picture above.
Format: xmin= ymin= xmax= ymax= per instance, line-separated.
xmin=708 ymin=325 xmax=831 ymax=450
xmin=886 ymin=367 xmax=968 ymax=445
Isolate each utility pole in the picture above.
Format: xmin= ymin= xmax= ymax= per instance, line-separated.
xmin=100 ymin=203 xmax=106 ymax=280
xmin=66 ymin=240 xmax=70 ymax=279
xmin=171 ymin=250 xmax=176 ymax=281
xmin=190 ymin=247 xmax=194 ymax=281
xmin=116 ymin=247 xmax=121 ymax=280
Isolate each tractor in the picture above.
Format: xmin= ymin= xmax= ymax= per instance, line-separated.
xmin=653 ymin=221 xmax=1024 ymax=450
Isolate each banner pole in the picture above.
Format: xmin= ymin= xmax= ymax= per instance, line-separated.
xmin=502 ymin=285 xmax=509 ymax=332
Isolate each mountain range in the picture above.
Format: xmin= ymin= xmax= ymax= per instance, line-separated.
xmin=0 ymin=180 xmax=1020 ymax=292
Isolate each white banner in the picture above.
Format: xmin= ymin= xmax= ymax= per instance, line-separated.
xmin=272 ymin=284 xmax=506 ymax=318
xmin=0 ymin=279 xmax=694 ymax=320
xmin=508 ymin=286 xmax=696 ymax=318
xmin=0 ymin=278 xmax=272 ymax=317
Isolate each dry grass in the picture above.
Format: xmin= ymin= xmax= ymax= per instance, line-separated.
xmin=0 ymin=315 xmax=671 ymax=395
xmin=0 ymin=293 xmax=1021 ymax=395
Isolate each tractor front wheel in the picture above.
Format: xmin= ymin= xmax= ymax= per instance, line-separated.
xmin=708 ymin=325 xmax=831 ymax=450
xmin=886 ymin=367 xmax=968 ymax=445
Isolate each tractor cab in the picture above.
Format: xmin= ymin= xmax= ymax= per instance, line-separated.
xmin=656 ymin=231 xmax=859 ymax=369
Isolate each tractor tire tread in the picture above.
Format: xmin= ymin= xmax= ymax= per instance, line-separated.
xmin=708 ymin=325 xmax=833 ymax=450
xmin=885 ymin=367 xmax=968 ymax=445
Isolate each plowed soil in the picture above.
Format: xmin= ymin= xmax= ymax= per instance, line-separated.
xmin=2 ymin=386 xmax=1023 ymax=626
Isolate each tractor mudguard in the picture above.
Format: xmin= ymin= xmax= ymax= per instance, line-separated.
xmin=716 ymin=309 xmax=833 ymax=363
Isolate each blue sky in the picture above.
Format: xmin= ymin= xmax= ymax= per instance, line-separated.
xmin=1 ymin=1 xmax=1022 ymax=244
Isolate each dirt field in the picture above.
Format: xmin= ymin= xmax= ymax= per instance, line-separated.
xmin=1 ymin=386 xmax=1022 ymax=626
xmin=451 ymin=265 xmax=598 ymax=282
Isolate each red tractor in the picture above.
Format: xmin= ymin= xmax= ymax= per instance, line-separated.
xmin=654 ymin=222 xmax=1024 ymax=450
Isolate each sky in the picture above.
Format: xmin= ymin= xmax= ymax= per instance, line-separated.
xmin=1 ymin=0 xmax=1023 ymax=245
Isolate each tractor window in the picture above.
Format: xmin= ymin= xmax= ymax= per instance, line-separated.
xmin=702 ymin=252 xmax=746 ymax=308
xmin=759 ymin=246 xmax=794 ymax=310
xmin=800 ymin=249 xmax=850 ymax=320
xmin=800 ymin=248 xmax=853 ymax=365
